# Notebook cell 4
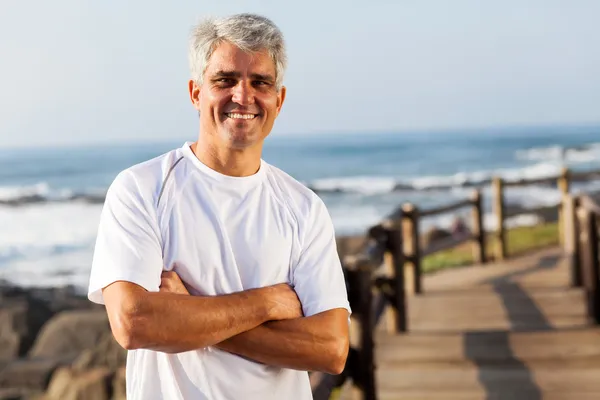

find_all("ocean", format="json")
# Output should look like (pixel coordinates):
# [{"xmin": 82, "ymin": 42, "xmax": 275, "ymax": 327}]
[{"xmin": 2, "ymin": 126, "xmax": 600, "ymax": 290}]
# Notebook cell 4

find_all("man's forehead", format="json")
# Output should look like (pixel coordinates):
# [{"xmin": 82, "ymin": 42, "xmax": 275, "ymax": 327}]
[{"xmin": 205, "ymin": 43, "xmax": 275, "ymax": 76}]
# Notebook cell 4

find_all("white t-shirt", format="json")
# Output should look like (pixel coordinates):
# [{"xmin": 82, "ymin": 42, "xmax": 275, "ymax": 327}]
[{"xmin": 88, "ymin": 142, "xmax": 351, "ymax": 400}]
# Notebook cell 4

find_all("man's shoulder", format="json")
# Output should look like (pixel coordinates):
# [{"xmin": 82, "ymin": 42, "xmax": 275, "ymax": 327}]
[
  {"xmin": 108, "ymin": 147, "xmax": 186, "ymax": 203},
  {"xmin": 263, "ymin": 162, "xmax": 323, "ymax": 218}
]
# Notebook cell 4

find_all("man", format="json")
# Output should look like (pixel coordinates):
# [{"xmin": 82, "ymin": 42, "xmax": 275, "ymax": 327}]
[{"xmin": 87, "ymin": 13, "xmax": 351, "ymax": 400}]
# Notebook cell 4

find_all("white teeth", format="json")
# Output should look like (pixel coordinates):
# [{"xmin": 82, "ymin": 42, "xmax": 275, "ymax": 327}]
[{"xmin": 226, "ymin": 113, "xmax": 256, "ymax": 120}]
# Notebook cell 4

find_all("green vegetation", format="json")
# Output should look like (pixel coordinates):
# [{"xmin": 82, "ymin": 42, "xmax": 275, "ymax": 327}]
[{"xmin": 422, "ymin": 222, "xmax": 559, "ymax": 273}]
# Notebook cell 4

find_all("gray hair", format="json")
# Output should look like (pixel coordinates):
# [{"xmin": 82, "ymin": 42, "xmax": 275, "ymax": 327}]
[{"xmin": 189, "ymin": 13, "xmax": 287, "ymax": 90}]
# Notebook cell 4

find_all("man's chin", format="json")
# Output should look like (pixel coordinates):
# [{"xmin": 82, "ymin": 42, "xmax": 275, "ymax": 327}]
[{"xmin": 220, "ymin": 130, "xmax": 261, "ymax": 150}]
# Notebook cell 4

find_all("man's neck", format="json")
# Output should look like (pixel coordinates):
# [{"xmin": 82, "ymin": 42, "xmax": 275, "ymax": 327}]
[{"xmin": 191, "ymin": 138, "xmax": 262, "ymax": 178}]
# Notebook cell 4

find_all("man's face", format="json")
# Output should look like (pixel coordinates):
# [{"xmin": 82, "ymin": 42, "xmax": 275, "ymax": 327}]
[{"xmin": 189, "ymin": 41, "xmax": 286, "ymax": 150}]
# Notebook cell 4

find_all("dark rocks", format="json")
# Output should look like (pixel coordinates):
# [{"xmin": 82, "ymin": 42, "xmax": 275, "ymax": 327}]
[
  {"xmin": 0, "ymin": 283, "xmax": 124, "ymax": 399},
  {"xmin": 71, "ymin": 333, "xmax": 126, "ymax": 372},
  {"xmin": 44, "ymin": 367, "xmax": 113, "ymax": 400},
  {"xmin": 0, "ymin": 297, "xmax": 54, "ymax": 358},
  {"xmin": 422, "ymin": 227, "xmax": 453, "ymax": 248},
  {"xmin": 0, "ymin": 388, "xmax": 45, "ymax": 400},
  {"xmin": 0, "ymin": 358, "xmax": 62, "ymax": 391},
  {"xmin": 28, "ymin": 310, "xmax": 111, "ymax": 362},
  {"xmin": 0, "ymin": 195, "xmax": 46, "ymax": 207},
  {"xmin": 336, "ymin": 236, "xmax": 367, "ymax": 260},
  {"xmin": 111, "ymin": 368, "xmax": 126, "ymax": 400}
]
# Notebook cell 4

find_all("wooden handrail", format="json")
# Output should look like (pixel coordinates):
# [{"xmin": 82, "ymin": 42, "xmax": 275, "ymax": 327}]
[
  {"xmin": 579, "ymin": 195, "xmax": 600, "ymax": 214},
  {"xmin": 502, "ymin": 176, "xmax": 559, "ymax": 188},
  {"xmin": 418, "ymin": 198, "xmax": 474, "ymax": 217}
]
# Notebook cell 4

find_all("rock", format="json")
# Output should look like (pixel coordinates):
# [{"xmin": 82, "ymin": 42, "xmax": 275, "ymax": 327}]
[
  {"xmin": 71, "ymin": 333, "xmax": 126, "ymax": 371},
  {"xmin": 20, "ymin": 287, "xmax": 102, "ymax": 315},
  {"xmin": 336, "ymin": 236, "xmax": 366, "ymax": 260},
  {"xmin": 0, "ymin": 388, "xmax": 45, "ymax": 400},
  {"xmin": 0, "ymin": 298, "xmax": 54, "ymax": 359},
  {"xmin": 44, "ymin": 367, "xmax": 112, "ymax": 400},
  {"xmin": 0, "ymin": 388, "xmax": 24, "ymax": 400},
  {"xmin": 0, "ymin": 358, "xmax": 63, "ymax": 391},
  {"xmin": 392, "ymin": 183, "xmax": 414, "ymax": 191},
  {"xmin": 0, "ymin": 313, "xmax": 20, "ymax": 361},
  {"xmin": 422, "ymin": 226, "xmax": 452, "ymax": 248},
  {"xmin": 111, "ymin": 367, "xmax": 126, "ymax": 400},
  {"xmin": 28, "ymin": 311, "xmax": 111, "ymax": 362}
]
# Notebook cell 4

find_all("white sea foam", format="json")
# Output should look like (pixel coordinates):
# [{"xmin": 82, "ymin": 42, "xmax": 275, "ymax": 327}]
[
  {"xmin": 0, "ymin": 203, "xmax": 102, "ymax": 290},
  {"xmin": 0, "ymin": 182, "xmax": 52, "ymax": 201},
  {"xmin": 309, "ymin": 161, "xmax": 571, "ymax": 194},
  {"xmin": 310, "ymin": 176, "xmax": 398, "ymax": 195},
  {"xmin": 328, "ymin": 204, "xmax": 386, "ymax": 235},
  {"xmin": 516, "ymin": 143, "xmax": 600, "ymax": 164},
  {"xmin": 483, "ymin": 213, "xmax": 543, "ymax": 232},
  {"xmin": 0, "ymin": 182, "xmax": 107, "ymax": 205}
]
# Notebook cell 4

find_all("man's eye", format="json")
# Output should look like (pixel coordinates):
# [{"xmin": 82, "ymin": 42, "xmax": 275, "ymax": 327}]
[{"xmin": 254, "ymin": 81, "xmax": 270, "ymax": 87}]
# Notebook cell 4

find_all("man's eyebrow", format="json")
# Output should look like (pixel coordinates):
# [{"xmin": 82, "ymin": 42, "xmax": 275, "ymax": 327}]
[
  {"xmin": 250, "ymin": 73, "xmax": 275, "ymax": 83},
  {"xmin": 212, "ymin": 70, "xmax": 240, "ymax": 78},
  {"xmin": 211, "ymin": 70, "xmax": 275, "ymax": 83}
]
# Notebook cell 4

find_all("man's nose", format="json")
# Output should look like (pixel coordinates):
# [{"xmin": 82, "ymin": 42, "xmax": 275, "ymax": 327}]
[{"xmin": 231, "ymin": 81, "xmax": 254, "ymax": 106}]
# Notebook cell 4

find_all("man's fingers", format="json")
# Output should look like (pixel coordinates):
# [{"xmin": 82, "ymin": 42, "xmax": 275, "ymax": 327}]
[{"xmin": 159, "ymin": 270, "xmax": 190, "ymax": 295}]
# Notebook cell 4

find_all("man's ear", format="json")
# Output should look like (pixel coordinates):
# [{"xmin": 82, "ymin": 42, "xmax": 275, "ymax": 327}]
[
  {"xmin": 276, "ymin": 86, "xmax": 286, "ymax": 116},
  {"xmin": 188, "ymin": 80, "xmax": 201, "ymax": 112}
]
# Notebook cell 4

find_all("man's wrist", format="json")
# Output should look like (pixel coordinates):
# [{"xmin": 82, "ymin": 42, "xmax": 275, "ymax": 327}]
[{"xmin": 245, "ymin": 286, "xmax": 275, "ymax": 322}]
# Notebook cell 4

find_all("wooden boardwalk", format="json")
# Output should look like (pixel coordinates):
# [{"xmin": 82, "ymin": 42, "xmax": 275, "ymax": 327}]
[{"xmin": 339, "ymin": 246, "xmax": 600, "ymax": 400}]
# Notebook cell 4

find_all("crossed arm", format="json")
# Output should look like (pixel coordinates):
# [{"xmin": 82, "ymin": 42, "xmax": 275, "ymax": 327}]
[{"xmin": 102, "ymin": 276, "xmax": 350, "ymax": 375}]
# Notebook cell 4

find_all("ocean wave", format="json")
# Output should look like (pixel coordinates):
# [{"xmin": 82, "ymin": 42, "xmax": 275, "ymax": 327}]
[
  {"xmin": 515, "ymin": 143, "xmax": 600, "ymax": 163},
  {"xmin": 309, "ymin": 161, "xmax": 568, "ymax": 195},
  {"xmin": 0, "ymin": 160, "xmax": 594, "ymax": 208},
  {"xmin": 0, "ymin": 183, "xmax": 105, "ymax": 206}
]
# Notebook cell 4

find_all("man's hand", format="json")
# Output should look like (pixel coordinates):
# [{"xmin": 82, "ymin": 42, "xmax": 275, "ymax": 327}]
[
  {"xmin": 160, "ymin": 271, "xmax": 190, "ymax": 295},
  {"xmin": 159, "ymin": 271, "xmax": 302, "ymax": 321},
  {"xmin": 261, "ymin": 283, "xmax": 304, "ymax": 321}
]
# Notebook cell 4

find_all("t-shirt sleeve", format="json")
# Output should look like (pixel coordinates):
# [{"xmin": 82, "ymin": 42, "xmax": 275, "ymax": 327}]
[
  {"xmin": 292, "ymin": 196, "xmax": 351, "ymax": 318},
  {"xmin": 87, "ymin": 170, "xmax": 164, "ymax": 305}
]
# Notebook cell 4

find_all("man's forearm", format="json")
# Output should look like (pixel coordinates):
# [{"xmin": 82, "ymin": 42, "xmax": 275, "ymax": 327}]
[
  {"xmin": 104, "ymin": 282, "xmax": 272, "ymax": 353},
  {"xmin": 215, "ymin": 309, "xmax": 350, "ymax": 375}
]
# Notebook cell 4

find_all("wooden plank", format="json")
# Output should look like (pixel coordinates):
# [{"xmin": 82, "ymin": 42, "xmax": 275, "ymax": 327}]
[
  {"xmin": 337, "ymin": 246, "xmax": 600, "ymax": 400},
  {"xmin": 580, "ymin": 195, "xmax": 600, "ymax": 214},
  {"xmin": 418, "ymin": 199, "xmax": 473, "ymax": 218},
  {"xmin": 503, "ymin": 176, "xmax": 559, "ymax": 187}
]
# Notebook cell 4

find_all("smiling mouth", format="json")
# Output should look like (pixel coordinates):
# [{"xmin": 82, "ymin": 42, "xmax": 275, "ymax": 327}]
[{"xmin": 225, "ymin": 113, "xmax": 258, "ymax": 120}]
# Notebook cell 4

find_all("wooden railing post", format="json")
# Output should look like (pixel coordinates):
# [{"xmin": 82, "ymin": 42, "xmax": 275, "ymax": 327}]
[
  {"xmin": 352, "ymin": 262, "xmax": 377, "ymax": 400},
  {"xmin": 577, "ymin": 207, "xmax": 600, "ymax": 324},
  {"xmin": 587, "ymin": 212, "xmax": 600, "ymax": 324},
  {"xmin": 470, "ymin": 189, "xmax": 486, "ymax": 264},
  {"xmin": 564, "ymin": 195, "xmax": 582, "ymax": 287},
  {"xmin": 558, "ymin": 167, "xmax": 570, "ymax": 247},
  {"xmin": 492, "ymin": 177, "xmax": 506, "ymax": 260},
  {"xmin": 401, "ymin": 203, "xmax": 422, "ymax": 294},
  {"xmin": 386, "ymin": 223, "xmax": 407, "ymax": 333}
]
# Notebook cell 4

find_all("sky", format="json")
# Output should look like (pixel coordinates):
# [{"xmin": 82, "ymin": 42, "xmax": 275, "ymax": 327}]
[{"xmin": 1, "ymin": 0, "xmax": 599, "ymax": 148}]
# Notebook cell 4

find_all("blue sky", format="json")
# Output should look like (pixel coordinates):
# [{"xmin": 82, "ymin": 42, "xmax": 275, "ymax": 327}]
[{"xmin": 1, "ymin": 0, "xmax": 599, "ymax": 148}]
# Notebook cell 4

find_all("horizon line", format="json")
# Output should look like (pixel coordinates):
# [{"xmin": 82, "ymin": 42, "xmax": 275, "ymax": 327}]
[{"xmin": 2, "ymin": 121, "xmax": 600, "ymax": 152}]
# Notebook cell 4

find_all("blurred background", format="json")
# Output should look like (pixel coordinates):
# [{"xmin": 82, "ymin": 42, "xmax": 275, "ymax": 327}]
[{"xmin": 1, "ymin": 0, "xmax": 599, "ymax": 290}]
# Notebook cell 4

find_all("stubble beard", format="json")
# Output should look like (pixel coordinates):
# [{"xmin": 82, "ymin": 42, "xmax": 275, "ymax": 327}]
[{"xmin": 219, "ymin": 126, "xmax": 261, "ymax": 150}]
